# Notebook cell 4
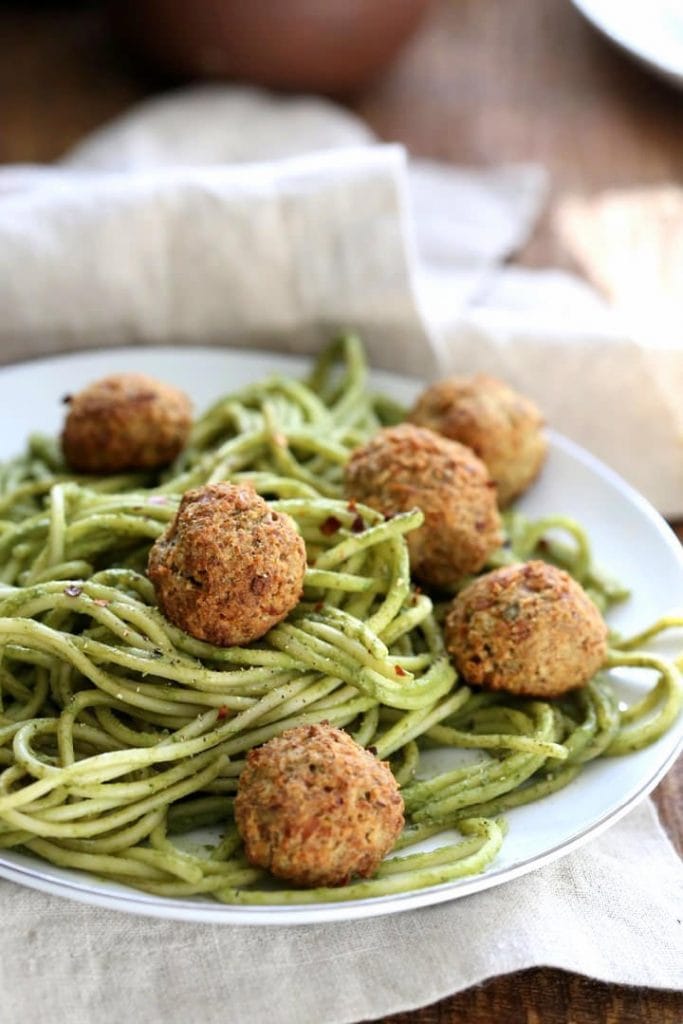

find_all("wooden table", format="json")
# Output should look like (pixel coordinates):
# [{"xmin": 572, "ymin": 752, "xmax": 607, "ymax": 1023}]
[{"xmin": 1, "ymin": 1, "xmax": 681, "ymax": 1021}]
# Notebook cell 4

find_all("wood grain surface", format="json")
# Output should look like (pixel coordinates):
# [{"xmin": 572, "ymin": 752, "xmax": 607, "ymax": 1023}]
[{"xmin": 0, "ymin": 1, "xmax": 681, "ymax": 1021}]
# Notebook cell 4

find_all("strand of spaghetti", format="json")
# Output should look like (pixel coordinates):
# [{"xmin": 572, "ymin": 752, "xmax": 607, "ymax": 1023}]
[
  {"xmin": 571, "ymin": 678, "xmax": 621, "ymax": 761},
  {"xmin": 446, "ymin": 763, "xmax": 583, "ymax": 821},
  {"xmin": 0, "ymin": 617, "xmax": 303, "ymax": 694},
  {"xmin": 214, "ymin": 819, "xmax": 503, "ymax": 905},
  {"xmin": 45, "ymin": 482, "xmax": 67, "ymax": 568},
  {"xmin": 425, "ymin": 720, "xmax": 568, "ymax": 760},
  {"xmin": 24, "ymin": 838, "xmax": 174, "ymax": 881},
  {"xmin": 254, "ymin": 675, "xmax": 347, "ymax": 726},
  {"xmin": 311, "ymin": 510, "xmax": 422, "ymax": 570},
  {"xmin": 0, "ymin": 754, "xmax": 225, "ymax": 838},
  {"xmin": 0, "ymin": 588, "xmax": 175, "ymax": 652},
  {"xmin": 3, "ymin": 680, "xmax": 374, "ymax": 804},
  {"xmin": 411, "ymin": 751, "xmax": 549, "ymax": 823},
  {"xmin": 298, "ymin": 619, "xmax": 404, "ymax": 681},
  {"xmin": 381, "ymin": 595, "xmax": 434, "ymax": 646},
  {"xmin": 373, "ymin": 688, "xmax": 471, "ymax": 760},
  {"xmin": 403, "ymin": 703, "xmax": 559, "ymax": 817},
  {"xmin": 352, "ymin": 705, "xmax": 380, "ymax": 747},
  {"xmin": 308, "ymin": 605, "xmax": 391, "ymax": 658},
  {"xmin": 612, "ymin": 616, "xmax": 683, "ymax": 651},
  {"xmin": 511, "ymin": 515, "xmax": 592, "ymax": 582},
  {"xmin": 605, "ymin": 650, "xmax": 683, "ymax": 753},
  {"xmin": 128, "ymin": 869, "xmax": 264, "ymax": 898},
  {"xmin": 211, "ymin": 697, "xmax": 376, "ymax": 758},
  {"xmin": 393, "ymin": 740, "xmax": 420, "ymax": 785},
  {"xmin": 303, "ymin": 568, "xmax": 376, "ymax": 593},
  {"xmin": 58, "ymin": 691, "xmax": 160, "ymax": 764},
  {"xmin": 365, "ymin": 536, "xmax": 413, "ymax": 636},
  {"xmin": 357, "ymin": 659, "xmax": 455, "ymax": 711}
]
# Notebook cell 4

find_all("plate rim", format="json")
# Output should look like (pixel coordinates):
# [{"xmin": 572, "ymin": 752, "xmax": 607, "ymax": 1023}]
[
  {"xmin": 571, "ymin": 0, "xmax": 683, "ymax": 85},
  {"xmin": 0, "ymin": 344, "xmax": 680, "ymax": 925}
]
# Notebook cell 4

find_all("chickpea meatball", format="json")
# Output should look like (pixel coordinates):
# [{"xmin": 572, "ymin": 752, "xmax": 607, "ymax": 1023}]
[
  {"xmin": 62, "ymin": 373, "xmax": 192, "ymax": 473},
  {"xmin": 235, "ymin": 723, "xmax": 404, "ymax": 888},
  {"xmin": 408, "ymin": 375, "xmax": 547, "ymax": 507},
  {"xmin": 444, "ymin": 560, "xmax": 608, "ymax": 698},
  {"xmin": 344, "ymin": 423, "xmax": 502, "ymax": 589},
  {"xmin": 147, "ymin": 482, "xmax": 306, "ymax": 646}
]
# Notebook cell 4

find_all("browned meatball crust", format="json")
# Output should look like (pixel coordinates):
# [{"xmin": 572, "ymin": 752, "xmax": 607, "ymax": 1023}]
[
  {"xmin": 445, "ymin": 560, "xmax": 608, "ymax": 698},
  {"xmin": 344, "ymin": 423, "xmax": 502, "ymax": 589},
  {"xmin": 147, "ymin": 482, "xmax": 306, "ymax": 646},
  {"xmin": 62, "ymin": 373, "xmax": 192, "ymax": 473},
  {"xmin": 408, "ymin": 375, "xmax": 547, "ymax": 507},
  {"xmin": 235, "ymin": 723, "xmax": 404, "ymax": 887}
]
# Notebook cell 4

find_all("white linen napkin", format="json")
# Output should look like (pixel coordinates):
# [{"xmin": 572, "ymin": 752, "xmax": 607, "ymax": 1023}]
[
  {"xmin": 1, "ymin": 86, "xmax": 681, "ymax": 514},
  {"xmin": 0, "ymin": 802, "xmax": 680, "ymax": 1024},
  {"xmin": 0, "ymin": 86, "xmax": 681, "ymax": 1022}
]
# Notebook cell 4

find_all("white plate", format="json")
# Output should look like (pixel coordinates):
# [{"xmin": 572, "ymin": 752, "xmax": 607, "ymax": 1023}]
[
  {"xmin": 0, "ymin": 346, "xmax": 681, "ymax": 925},
  {"xmin": 571, "ymin": 0, "xmax": 683, "ymax": 88}
]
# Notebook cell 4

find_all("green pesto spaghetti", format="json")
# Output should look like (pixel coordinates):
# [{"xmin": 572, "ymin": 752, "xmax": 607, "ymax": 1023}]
[{"xmin": 0, "ymin": 334, "xmax": 680, "ymax": 906}]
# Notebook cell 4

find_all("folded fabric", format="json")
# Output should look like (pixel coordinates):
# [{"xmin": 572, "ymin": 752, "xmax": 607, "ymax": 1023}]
[
  {"xmin": 0, "ymin": 86, "xmax": 681, "ymax": 512},
  {"xmin": 435, "ymin": 310, "xmax": 683, "ymax": 517},
  {"xmin": 0, "ymin": 801, "xmax": 680, "ymax": 1024},
  {"xmin": 556, "ymin": 185, "xmax": 683, "ymax": 342},
  {"xmin": 0, "ymin": 146, "xmax": 435, "ymax": 378}
]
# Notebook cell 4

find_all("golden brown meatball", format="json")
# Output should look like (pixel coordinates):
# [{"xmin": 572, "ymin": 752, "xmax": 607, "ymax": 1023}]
[
  {"xmin": 444, "ymin": 560, "xmax": 608, "ymax": 698},
  {"xmin": 408, "ymin": 375, "xmax": 547, "ymax": 507},
  {"xmin": 235, "ymin": 722, "xmax": 404, "ymax": 888},
  {"xmin": 344, "ymin": 423, "xmax": 502, "ymax": 589},
  {"xmin": 62, "ymin": 373, "xmax": 192, "ymax": 473},
  {"xmin": 147, "ymin": 482, "xmax": 306, "ymax": 646}
]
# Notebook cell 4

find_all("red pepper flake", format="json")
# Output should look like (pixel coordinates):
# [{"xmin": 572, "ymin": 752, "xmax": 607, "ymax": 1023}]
[
  {"xmin": 320, "ymin": 516, "xmax": 342, "ymax": 536},
  {"xmin": 217, "ymin": 706, "xmax": 229, "ymax": 720},
  {"xmin": 350, "ymin": 514, "xmax": 365, "ymax": 534},
  {"xmin": 347, "ymin": 498, "xmax": 358, "ymax": 512},
  {"xmin": 148, "ymin": 495, "xmax": 168, "ymax": 506},
  {"xmin": 250, "ymin": 574, "xmax": 268, "ymax": 595},
  {"xmin": 313, "ymin": 601, "xmax": 324, "ymax": 612},
  {"xmin": 64, "ymin": 585, "xmax": 82, "ymax": 598},
  {"xmin": 93, "ymin": 598, "xmax": 109, "ymax": 607},
  {"xmin": 394, "ymin": 664, "xmax": 407, "ymax": 677}
]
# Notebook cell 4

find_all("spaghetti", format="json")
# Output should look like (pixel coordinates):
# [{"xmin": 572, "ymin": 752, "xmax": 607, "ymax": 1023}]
[{"xmin": 0, "ymin": 335, "xmax": 680, "ymax": 904}]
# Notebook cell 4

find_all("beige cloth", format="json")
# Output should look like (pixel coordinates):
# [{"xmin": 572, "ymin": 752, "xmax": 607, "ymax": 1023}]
[
  {"xmin": 2, "ymin": 86, "xmax": 683, "ymax": 511},
  {"xmin": 556, "ymin": 185, "xmax": 683, "ymax": 334},
  {"xmin": 0, "ymin": 87, "xmax": 681, "ymax": 1022},
  {"xmin": 0, "ymin": 802, "xmax": 680, "ymax": 1024}
]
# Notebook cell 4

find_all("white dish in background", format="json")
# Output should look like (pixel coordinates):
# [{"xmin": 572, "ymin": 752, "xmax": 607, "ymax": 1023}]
[
  {"xmin": 571, "ymin": 0, "xmax": 683, "ymax": 87},
  {"xmin": 0, "ymin": 346, "xmax": 681, "ymax": 925}
]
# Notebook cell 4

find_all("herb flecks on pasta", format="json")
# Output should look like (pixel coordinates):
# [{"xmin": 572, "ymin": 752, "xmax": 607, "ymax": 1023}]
[{"xmin": 0, "ymin": 335, "xmax": 680, "ymax": 905}]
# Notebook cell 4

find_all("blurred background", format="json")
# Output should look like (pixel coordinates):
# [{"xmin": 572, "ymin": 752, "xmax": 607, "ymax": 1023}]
[
  {"xmin": 1, "ymin": 7, "xmax": 682, "ymax": 1022},
  {"xmin": 1, "ymin": 0, "xmax": 682, "ymax": 272}
]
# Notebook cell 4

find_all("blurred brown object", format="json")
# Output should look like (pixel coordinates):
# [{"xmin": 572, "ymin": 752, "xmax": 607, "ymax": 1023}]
[{"xmin": 111, "ymin": 0, "xmax": 432, "ymax": 95}]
